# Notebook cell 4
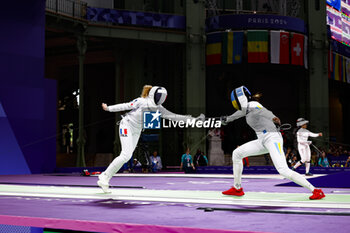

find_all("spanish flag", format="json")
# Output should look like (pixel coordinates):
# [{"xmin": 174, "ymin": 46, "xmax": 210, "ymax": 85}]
[
  {"xmin": 247, "ymin": 30, "xmax": 268, "ymax": 63},
  {"xmin": 206, "ymin": 32, "xmax": 222, "ymax": 65}
]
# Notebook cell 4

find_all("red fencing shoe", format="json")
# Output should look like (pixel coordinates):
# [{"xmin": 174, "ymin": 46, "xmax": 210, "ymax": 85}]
[
  {"xmin": 222, "ymin": 187, "xmax": 245, "ymax": 196},
  {"xmin": 309, "ymin": 189, "xmax": 325, "ymax": 200}
]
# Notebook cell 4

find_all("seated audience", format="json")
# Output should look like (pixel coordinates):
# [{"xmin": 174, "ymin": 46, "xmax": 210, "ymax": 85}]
[
  {"xmin": 318, "ymin": 152, "xmax": 330, "ymax": 167},
  {"xmin": 149, "ymin": 150, "xmax": 162, "ymax": 172}
]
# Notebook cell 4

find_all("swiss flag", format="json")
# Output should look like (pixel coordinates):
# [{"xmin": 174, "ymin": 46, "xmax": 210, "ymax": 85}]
[{"xmin": 291, "ymin": 33, "xmax": 305, "ymax": 66}]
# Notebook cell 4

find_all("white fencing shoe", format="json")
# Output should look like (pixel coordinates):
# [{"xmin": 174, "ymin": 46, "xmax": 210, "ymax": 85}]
[{"xmin": 97, "ymin": 172, "xmax": 111, "ymax": 193}]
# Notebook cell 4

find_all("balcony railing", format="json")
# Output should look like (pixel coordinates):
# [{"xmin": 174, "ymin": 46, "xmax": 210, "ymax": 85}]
[{"xmin": 46, "ymin": 0, "xmax": 87, "ymax": 20}]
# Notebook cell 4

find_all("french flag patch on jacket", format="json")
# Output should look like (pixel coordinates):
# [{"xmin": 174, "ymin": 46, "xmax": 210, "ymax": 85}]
[{"xmin": 120, "ymin": 128, "xmax": 128, "ymax": 137}]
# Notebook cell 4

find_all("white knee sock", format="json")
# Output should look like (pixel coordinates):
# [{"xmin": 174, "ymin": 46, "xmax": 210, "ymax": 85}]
[
  {"xmin": 289, "ymin": 171, "xmax": 315, "ymax": 192},
  {"xmin": 104, "ymin": 155, "xmax": 128, "ymax": 180},
  {"xmin": 233, "ymin": 160, "xmax": 243, "ymax": 189},
  {"xmin": 305, "ymin": 162, "xmax": 310, "ymax": 174}
]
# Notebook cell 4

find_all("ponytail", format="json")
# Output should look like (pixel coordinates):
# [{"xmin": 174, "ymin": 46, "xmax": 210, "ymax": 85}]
[
  {"xmin": 252, "ymin": 92, "xmax": 262, "ymax": 102},
  {"xmin": 141, "ymin": 85, "xmax": 152, "ymax": 98}
]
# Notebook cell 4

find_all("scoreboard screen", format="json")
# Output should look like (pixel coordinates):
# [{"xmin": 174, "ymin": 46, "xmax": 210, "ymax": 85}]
[{"xmin": 327, "ymin": 0, "xmax": 350, "ymax": 46}]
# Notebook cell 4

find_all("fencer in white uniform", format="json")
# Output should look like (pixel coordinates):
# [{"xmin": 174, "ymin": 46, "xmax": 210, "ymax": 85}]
[
  {"xmin": 292, "ymin": 118, "xmax": 322, "ymax": 176},
  {"xmin": 98, "ymin": 85, "xmax": 203, "ymax": 193},
  {"xmin": 221, "ymin": 86, "xmax": 325, "ymax": 200}
]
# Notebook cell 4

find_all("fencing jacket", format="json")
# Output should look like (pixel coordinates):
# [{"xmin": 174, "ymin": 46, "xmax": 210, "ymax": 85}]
[
  {"xmin": 297, "ymin": 128, "xmax": 319, "ymax": 145},
  {"xmin": 107, "ymin": 97, "xmax": 195, "ymax": 129},
  {"xmin": 226, "ymin": 101, "xmax": 278, "ymax": 136}
]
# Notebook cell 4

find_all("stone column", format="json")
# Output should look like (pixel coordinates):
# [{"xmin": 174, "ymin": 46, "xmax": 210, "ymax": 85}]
[
  {"xmin": 307, "ymin": 0, "xmax": 329, "ymax": 148},
  {"xmin": 185, "ymin": 0, "xmax": 206, "ymax": 153},
  {"xmin": 76, "ymin": 35, "xmax": 87, "ymax": 167}
]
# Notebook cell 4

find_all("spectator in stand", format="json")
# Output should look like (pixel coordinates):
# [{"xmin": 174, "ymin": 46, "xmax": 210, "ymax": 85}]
[
  {"xmin": 149, "ymin": 150, "xmax": 162, "ymax": 172},
  {"xmin": 311, "ymin": 151, "xmax": 318, "ymax": 167},
  {"xmin": 291, "ymin": 154, "xmax": 298, "ymax": 167},
  {"xmin": 180, "ymin": 148, "xmax": 195, "ymax": 173},
  {"xmin": 194, "ymin": 149, "xmax": 208, "ymax": 167},
  {"xmin": 345, "ymin": 156, "xmax": 350, "ymax": 167},
  {"xmin": 341, "ymin": 150, "xmax": 348, "ymax": 156},
  {"xmin": 242, "ymin": 157, "xmax": 249, "ymax": 167},
  {"xmin": 325, "ymin": 144, "xmax": 350, "ymax": 167},
  {"xmin": 318, "ymin": 151, "xmax": 330, "ymax": 167},
  {"xmin": 122, "ymin": 157, "xmax": 133, "ymax": 173},
  {"xmin": 285, "ymin": 151, "xmax": 298, "ymax": 168},
  {"xmin": 334, "ymin": 151, "xmax": 340, "ymax": 157},
  {"xmin": 327, "ymin": 149, "xmax": 333, "ymax": 158},
  {"xmin": 133, "ymin": 158, "xmax": 142, "ymax": 168},
  {"xmin": 285, "ymin": 147, "xmax": 294, "ymax": 167},
  {"xmin": 234, "ymin": 145, "xmax": 250, "ymax": 167}
]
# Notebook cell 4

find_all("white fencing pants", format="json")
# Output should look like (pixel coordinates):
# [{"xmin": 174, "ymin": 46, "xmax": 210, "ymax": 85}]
[
  {"xmin": 232, "ymin": 132, "xmax": 315, "ymax": 192},
  {"xmin": 294, "ymin": 143, "xmax": 311, "ymax": 173},
  {"xmin": 103, "ymin": 119, "xmax": 141, "ymax": 180}
]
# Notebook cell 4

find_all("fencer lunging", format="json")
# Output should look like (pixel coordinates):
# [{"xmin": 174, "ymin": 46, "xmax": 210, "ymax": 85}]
[
  {"xmin": 221, "ymin": 86, "xmax": 325, "ymax": 200},
  {"xmin": 292, "ymin": 118, "xmax": 322, "ymax": 176},
  {"xmin": 98, "ymin": 85, "xmax": 204, "ymax": 193}
]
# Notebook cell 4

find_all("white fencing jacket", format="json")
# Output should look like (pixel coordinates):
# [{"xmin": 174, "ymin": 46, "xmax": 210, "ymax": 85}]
[
  {"xmin": 226, "ymin": 101, "xmax": 278, "ymax": 136},
  {"xmin": 297, "ymin": 128, "xmax": 319, "ymax": 146},
  {"xmin": 107, "ymin": 97, "xmax": 195, "ymax": 129}
]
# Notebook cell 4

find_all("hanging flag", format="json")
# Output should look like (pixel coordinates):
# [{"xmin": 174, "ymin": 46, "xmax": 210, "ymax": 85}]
[
  {"xmin": 247, "ymin": 30, "xmax": 268, "ymax": 63},
  {"xmin": 291, "ymin": 33, "xmax": 305, "ymax": 66},
  {"xmin": 332, "ymin": 52, "xmax": 336, "ymax": 80},
  {"xmin": 206, "ymin": 32, "xmax": 222, "ymax": 65},
  {"xmin": 232, "ymin": 31, "xmax": 244, "ymax": 64},
  {"xmin": 222, "ymin": 32, "xmax": 233, "ymax": 64},
  {"xmin": 328, "ymin": 50, "xmax": 333, "ymax": 79},
  {"xmin": 329, "ymin": 52, "xmax": 350, "ymax": 82},
  {"xmin": 270, "ymin": 31, "xmax": 290, "ymax": 64},
  {"xmin": 331, "ymin": 52, "xmax": 336, "ymax": 80},
  {"xmin": 334, "ymin": 53, "xmax": 341, "ymax": 81},
  {"xmin": 304, "ymin": 35, "xmax": 308, "ymax": 69},
  {"xmin": 346, "ymin": 57, "xmax": 350, "ymax": 83},
  {"xmin": 339, "ymin": 55, "xmax": 344, "ymax": 82},
  {"xmin": 342, "ymin": 56, "xmax": 347, "ymax": 82},
  {"xmin": 222, "ymin": 31, "xmax": 244, "ymax": 64}
]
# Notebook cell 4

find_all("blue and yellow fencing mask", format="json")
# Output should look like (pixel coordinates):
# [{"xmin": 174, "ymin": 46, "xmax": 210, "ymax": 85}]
[{"xmin": 230, "ymin": 86, "xmax": 251, "ymax": 111}]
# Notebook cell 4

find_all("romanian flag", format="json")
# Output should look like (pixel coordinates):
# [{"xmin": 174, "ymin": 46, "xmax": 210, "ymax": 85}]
[
  {"xmin": 247, "ymin": 30, "xmax": 268, "ymax": 63},
  {"xmin": 222, "ymin": 31, "xmax": 244, "ymax": 64},
  {"xmin": 206, "ymin": 32, "xmax": 222, "ymax": 65}
]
